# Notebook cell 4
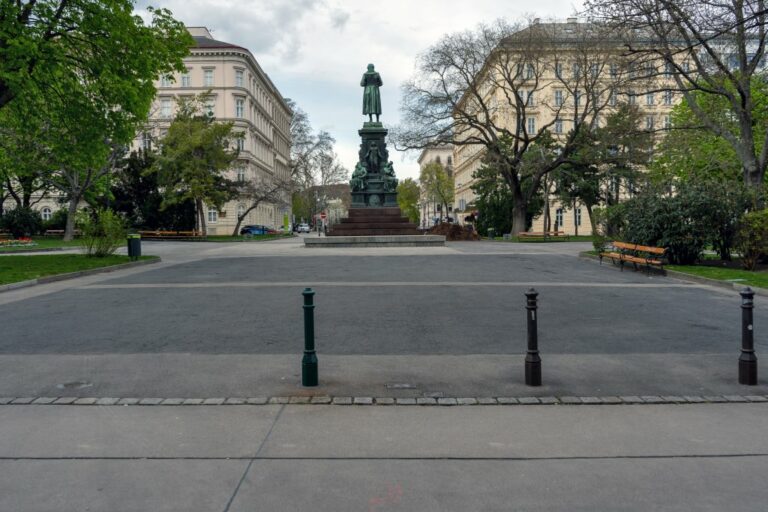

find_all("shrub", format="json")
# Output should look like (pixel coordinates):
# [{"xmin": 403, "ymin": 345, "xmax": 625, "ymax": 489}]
[
  {"xmin": 42, "ymin": 209, "xmax": 68, "ymax": 231},
  {"xmin": 0, "ymin": 207, "xmax": 42, "ymax": 238},
  {"xmin": 77, "ymin": 208, "xmax": 126, "ymax": 257},
  {"xmin": 735, "ymin": 210, "xmax": 768, "ymax": 270}
]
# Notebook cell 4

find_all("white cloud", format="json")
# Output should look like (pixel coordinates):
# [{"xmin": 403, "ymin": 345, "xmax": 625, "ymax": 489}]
[{"xmin": 141, "ymin": 0, "xmax": 582, "ymax": 180}]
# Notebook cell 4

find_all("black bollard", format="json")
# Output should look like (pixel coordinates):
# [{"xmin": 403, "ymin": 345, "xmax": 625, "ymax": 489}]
[
  {"xmin": 302, "ymin": 288, "xmax": 318, "ymax": 386},
  {"xmin": 525, "ymin": 288, "xmax": 542, "ymax": 386},
  {"xmin": 739, "ymin": 287, "xmax": 758, "ymax": 385}
]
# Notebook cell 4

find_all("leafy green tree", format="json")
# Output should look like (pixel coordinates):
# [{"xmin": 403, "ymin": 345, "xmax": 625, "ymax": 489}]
[
  {"xmin": 471, "ymin": 163, "xmax": 543, "ymax": 236},
  {"xmin": 97, "ymin": 150, "xmax": 195, "ymax": 230},
  {"xmin": 150, "ymin": 94, "xmax": 240, "ymax": 235},
  {"xmin": 652, "ymin": 81, "xmax": 768, "ymax": 185},
  {"xmin": 396, "ymin": 178, "xmax": 420, "ymax": 224},
  {"xmin": 0, "ymin": 2, "xmax": 191, "ymax": 239},
  {"xmin": 419, "ymin": 162, "xmax": 454, "ymax": 222}
]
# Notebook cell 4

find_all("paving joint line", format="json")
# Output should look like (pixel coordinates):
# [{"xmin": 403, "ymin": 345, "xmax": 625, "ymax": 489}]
[{"xmin": 1, "ymin": 395, "xmax": 767, "ymax": 406}]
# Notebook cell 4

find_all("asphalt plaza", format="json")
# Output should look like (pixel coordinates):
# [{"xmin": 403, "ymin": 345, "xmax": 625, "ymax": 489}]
[{"xmin": 0, "ymin": 238, "xmax": 766, "ymax": 398}]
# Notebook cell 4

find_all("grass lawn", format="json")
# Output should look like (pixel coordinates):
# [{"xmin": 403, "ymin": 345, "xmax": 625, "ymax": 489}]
[
  {"xmin": 0, "ymin": 237, "xmax": 84, "ymax": 253},
  {"xmin": 0, "ymin": 254, "xmax": 153, "ymax": 285},
  {"xmin": 204, "ymin": 234, "xmax": 295, "ymax": 242},
  {"xmin": 668, "ymin": 264, "xmax": 768, "ymax": 289}
]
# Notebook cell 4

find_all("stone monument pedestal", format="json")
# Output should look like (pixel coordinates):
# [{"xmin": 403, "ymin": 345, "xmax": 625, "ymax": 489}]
[{"xmin": 328, "ymin": 207, "xmax": 419, "ymax": 236}]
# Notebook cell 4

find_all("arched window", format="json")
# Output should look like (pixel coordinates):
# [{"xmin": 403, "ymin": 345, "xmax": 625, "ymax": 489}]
[
  {"xmin": 435, "ymin": 156, "xmax": 441, "ymax": 165},
  {"xmin": 41, "ymin": 207, "xmax": 52, "ymax": 221}
]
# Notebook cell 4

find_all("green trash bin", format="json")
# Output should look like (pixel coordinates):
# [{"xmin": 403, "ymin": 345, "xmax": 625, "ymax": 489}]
[
  {"xmin": 487, "ymin": 228, "xmax": 495, "ymax": 240},
  {"xmin": 127, "ymin": 234, "xmax": 141, "ymax": 261}
]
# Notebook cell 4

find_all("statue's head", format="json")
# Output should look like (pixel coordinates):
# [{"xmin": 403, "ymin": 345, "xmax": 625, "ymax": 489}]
[{"xmin": 367, "ymin": 63, "xmax": 375, "ymax": 72}]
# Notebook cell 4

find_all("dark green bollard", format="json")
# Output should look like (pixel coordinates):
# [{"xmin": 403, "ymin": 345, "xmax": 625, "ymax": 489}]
[
  {"xmin": 525, "ymin": 288, "xmax": 542, "ymax": 386},
  {"xmin": 302, "ymin": 288, "xmax": 318, "ymax": 386},
  {"xmin": 739, "ymin": 287, "xmax": 758, "ymax": 385}
]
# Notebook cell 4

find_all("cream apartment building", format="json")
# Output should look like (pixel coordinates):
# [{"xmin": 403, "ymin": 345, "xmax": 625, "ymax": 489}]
[
  {"xmin": 141, "ymin": 27, "xmax": 292, "ymax": 235},
  {"xmin": 452, "ymin": 18, "xmax": 683, "ymax": 236},
  {"xmin": 417, "ymin": 144, "xmax": 454, "ymax": 228}
]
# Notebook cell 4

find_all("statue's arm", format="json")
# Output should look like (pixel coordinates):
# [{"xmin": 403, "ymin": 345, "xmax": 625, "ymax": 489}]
[
  {"xmin": 376, "ymin": 74, "xmax": 383, "ymax": 86},
  {"xmin": 360, "ymin": 75, "xmax": 367, "ymax": 87}
]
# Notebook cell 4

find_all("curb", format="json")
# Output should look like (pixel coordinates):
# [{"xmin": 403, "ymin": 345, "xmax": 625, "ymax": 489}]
[
  {"xmin": 0, "ymin": 247, "xmax": 67, "ymax": 254},
  {"xmin": 1, "ymin": 394, "xmax": 766, "ymax": 407},
  {"xmin": 578, "ymin": 252, "xmax": 768, "ymax": 296},
  {"xmin": 0, "ymin": 257, "xmax": 161, "ymax": 293}
]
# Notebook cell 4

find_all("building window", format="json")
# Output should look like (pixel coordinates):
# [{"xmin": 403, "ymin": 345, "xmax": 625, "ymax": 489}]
[
  {"xmin": 204, "ymin": 99, "xmax": 215, "ymax": 117},
  {"xmin": 181, "ymin": 72, "xmax": 191, "ymax": 87},
  {"xmin": 236, "ymin": 137, "xmax": 245, "ymax": 152},
  {"xmin": 665, "ymin": 61, "xmax": 674, "ymax": 76},
  {"xmin": 609, "ymin": 90, "xmax": 617, "ymax": 106},
  {"xmin": 589, "ymin": 63, "xmax": 599, "ymax": 77},
  {"xmin": 663, "ymin": 90, "xmax": 673, "ymax": 105},
  {"xmin": 645, "ymin": 115, "xmax": 655, "ymax": 130},
  {"xmin": 237, "ymin": 204, "xmax": 245, "ymax": 218},
  {"xmin": 554, "ymin": 90, "xmax": 564, "ymax": 107},
  {"xmin": 160, "ymin": 75, "xmax": 172, "ymax": 87},
  {"xmin": 664, "ymin": 115, "xmax": 672, "ymax": 129},
  {"xmin": 574, "ymin": 90, "xmax": 581, "ymax": 108},
  {"xmin": 204, "ymin": 69, "xmax": 214, "ymax": 87},
  {"xmin": 555, "ymin": 62, "xmax": 563, "ymax": 79},
  {"xmin": 572, "ymin": 63, "xmax": 581, "ymax": 78},
  {"xmin": 575, "ymin": 207, "xmax": 582, "ymax": 227},
  {"xmin": 207, "ymin": 207, "xmax": 218, "ymax": 223},
  {"xmin": 527, "ymin": 117, "xmax": 536, "ymax": 133},
  {"xmin": 628, "ymin": 91, "xmax": 636, "ymax": 105},
  {"xmin": 555, "ymin": 208, "xmax": 563, "ymax": 228},
  {"xmin": 235, "ymin": 98, "xmax": 244, "ymax": 118},
  {"xmin": 646, "ymin": 92, "xmax": 655, "ymax": 105},
  {"xmin": 160, "ymin": 99, "xmax": 171, "ymax": 118},
  {"xmin": 235, "ymin": 69, "xmax": 244, "ymax": 87},
  {"xmin": 237, "ymin": 166, "xmax": 246, "ymax": 182},
  {"xmin": 525, "ymin": 90, "xmax": 535, "ymax": 107},
  {"xmin": 41, "ymin": 207, "xmax": 52, "ymax": 221},
  {"xmin": 554, "ymin": 118, "xmax": 563, "ymax": 134},
  {"xmin": 610, "ymin": 63, "xmax": 619, "ymax": 78},
  {"xmin": 141, "ymin": 132, "xmax": 152, "ymax": 150},
  {"xmin": 526, "ymin": 64, "xmax": 535, "ymax": 79}
]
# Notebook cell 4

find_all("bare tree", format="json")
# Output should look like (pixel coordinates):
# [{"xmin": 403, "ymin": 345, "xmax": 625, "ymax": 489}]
[
  {"xmin": 230, "ymin": 175, "xmax": 292, "ymax": 236},
  {"xmin": 394, "ymin": 19, "xmax": 633, "ymax": 235},
  {"xmin": 583, "ymin": 0, "xmax": 768, "ymax": 189}
]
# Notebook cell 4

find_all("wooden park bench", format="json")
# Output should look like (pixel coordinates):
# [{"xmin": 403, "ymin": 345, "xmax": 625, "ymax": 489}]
[
  {"xmin": 43, "ymin": 229, "xmax": 81, "ymax": 237},
  {"xmin": 517, "ymin": 231, "xmax": 570, "ymax": 241},
  {"xmin": 599, "ymin": 241, "xmax": 668, "ymax": 274},
  {"xmin": 138, "ymin": 230, "xmax": 206, "ymax": 241}
]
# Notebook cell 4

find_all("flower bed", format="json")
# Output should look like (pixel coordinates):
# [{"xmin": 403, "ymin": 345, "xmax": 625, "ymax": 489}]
[{"xmin": 0, "ymin": 237, "xmax": 37, "ymax": 248}]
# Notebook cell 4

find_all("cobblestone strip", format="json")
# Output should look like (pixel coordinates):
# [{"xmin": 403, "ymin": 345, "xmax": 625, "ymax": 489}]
[{"xmin": 1, "ymin": 395, "xmax": 767, "ymax": 406}]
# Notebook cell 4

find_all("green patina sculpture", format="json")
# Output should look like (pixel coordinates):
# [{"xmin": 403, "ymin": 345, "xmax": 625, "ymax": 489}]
[
  {"xmin": 349, "ymin": 64, "xmax": 398, "ymax": 208},
  {"xmin": 350, "ymin": 162, "xmax": 367, "ymax": 191},
  {"xmin": 361, "ymin": 63, "xmax": 382, "ymax": 122}
]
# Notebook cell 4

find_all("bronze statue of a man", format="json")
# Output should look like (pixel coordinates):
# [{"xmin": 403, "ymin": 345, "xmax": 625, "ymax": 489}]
[{"xmin": 361, "ymin": 63, "xmax": 382, "ymax": 122}]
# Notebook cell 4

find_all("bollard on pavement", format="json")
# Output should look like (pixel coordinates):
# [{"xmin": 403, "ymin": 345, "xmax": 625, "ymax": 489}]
[
  {"xmin": 739, "ymin": 287, "xmax": 758, "ymax": 385},
  {"xmin": 525, "ymin": 288, "xmax": 542, "ymax": 386},
  {"xmin": 302, "ymin": 287, "xmax": 318, "ymax": 386}
]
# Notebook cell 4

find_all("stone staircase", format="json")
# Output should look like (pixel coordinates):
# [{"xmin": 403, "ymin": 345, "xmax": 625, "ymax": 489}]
[{"xmin": 328, "ymin": 207, "xmax": 420, "ymax": 236}]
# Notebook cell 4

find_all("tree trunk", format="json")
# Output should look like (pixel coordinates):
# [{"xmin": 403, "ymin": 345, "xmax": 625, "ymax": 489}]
[
  {"xmin": 63, "ymin": 194, "xmax": 81, "ymax": 241},
  {"xmin": 196, "ymin": 199, "xmax": 207, "ymax": 236},
  {"xmin": 573, "ymin": 200, "xmax": 579, "ymax": 237},
  {"xmin": 585, "ymin": 202, "xmax": 597, "ymax": 238},
  {"xmin": 512, "ymin": 202, "xmax": 527, "ymax": 237}
]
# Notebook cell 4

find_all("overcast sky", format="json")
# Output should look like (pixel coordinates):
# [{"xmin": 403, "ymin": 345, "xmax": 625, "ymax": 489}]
[{"xmin": 136, "ymin": 0, "xmax": 583, "ymax": 180}]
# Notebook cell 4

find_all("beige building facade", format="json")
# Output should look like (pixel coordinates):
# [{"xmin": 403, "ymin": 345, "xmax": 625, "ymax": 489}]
[
  {"xmin": 417, "ymin": 144, "xmax": 454, "ymax": 228},
  {"xmin": 143, "ymin": 27, "xmax": 292, "ymax": 235},
  {"xmin": 452, "ymin": 18, "xmax": 684, "ymax": 236}
]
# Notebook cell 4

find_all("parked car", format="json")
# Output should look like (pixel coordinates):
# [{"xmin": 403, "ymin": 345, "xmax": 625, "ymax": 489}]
[
  {"xmin": 297, "ymin": 223, "xmax": 311, "ymax": 233},
  {"xmin": 240, "ymin": 225, "xmax": 276, "ymax": 235}
]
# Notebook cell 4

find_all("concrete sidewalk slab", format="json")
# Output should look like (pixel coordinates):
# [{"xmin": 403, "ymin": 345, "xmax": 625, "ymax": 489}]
[
  {"xmin": 257, "ymin": 403, "xmax": 768, "ymax": 459},
  {"xmin": 0, "ymin": 460, "xmax": 247, "ymax": 512},
  {"xmin": 0, "ymin": 405, "xmax": 281, "ymax": 458},
  {"xmin": 230, "ymin": 458, "xmax": 768, "ymax": 512}
]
